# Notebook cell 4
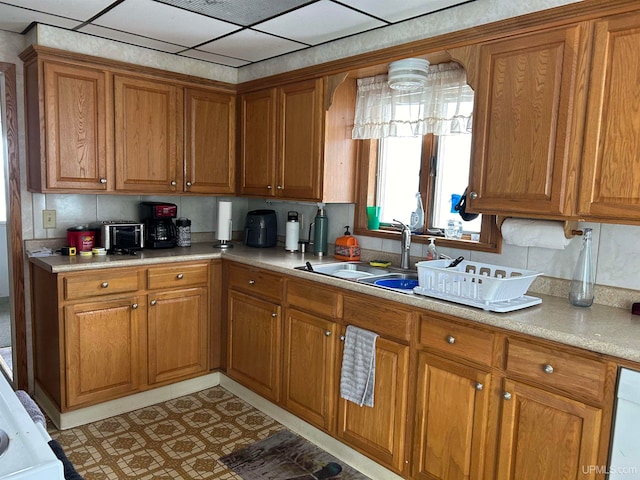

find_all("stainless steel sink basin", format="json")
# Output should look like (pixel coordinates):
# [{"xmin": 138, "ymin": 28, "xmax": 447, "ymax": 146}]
[{"xmin": 297, "ymin": 261, "xmax": 391, "ymax": 279}]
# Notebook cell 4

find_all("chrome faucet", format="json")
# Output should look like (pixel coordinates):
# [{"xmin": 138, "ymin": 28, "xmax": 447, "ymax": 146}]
[{"xmin": 392, "ymin": 219, "xmax": 412, "ymax": 269}]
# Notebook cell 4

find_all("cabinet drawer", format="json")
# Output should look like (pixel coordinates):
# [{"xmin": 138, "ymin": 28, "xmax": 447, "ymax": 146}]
[
  {"xmin": 343, "ymin": 295, "xmax": 411, "ymax": 341},
  {"xmin": 147, "ymin": 263, "xmax": 209, "ymax": 290},
  {"xmin": 63, "ymin": 269, "xmax": 140, "ymax": 300},
  {"xmin": 419, "ymin": 315, "xmax": 495, "ymax": 366},
  {"xmin": 227, "ymin": 263, "xmax": 282, "ymax": 302},
  {"xmin": 286, "ymin": 279, "xmax": 341, "ymax": 318},
  {"xmin": 505, "ymin": 338, "xmax": 607, "ymax": 402}
]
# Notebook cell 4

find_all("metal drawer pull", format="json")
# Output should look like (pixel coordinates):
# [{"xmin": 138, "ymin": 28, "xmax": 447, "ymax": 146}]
[
  {"xmin": 503, "ymin": 392, "xmax": 512, "ymax": 400},
  {"xmin": 325, "ymin": 331, "xmax": 331, "ymax": 336},
  {"xmin": 150, "ymin": 299, "xmax": 157, "ymax": 306},
  {"xmin": 132, "ymin": 303, "xmax": 138, "ymax": 309},
  {"xmin": 271, "ymin": 312, "xmax": 277, "ymax": 318},
  {"xmin": 543, "ymin": 364, "xmax": 554, "ymax": 374},
  {"xmin": 171, "ymin": 180, "xmax": 177, "ymax": 186},
  {"xmin": 186, "ymin": 181, "xmax": 192, "ymax": 187},
  {"xmin": 249, "ymin": 279, "xmax": 255, "ymax": 285},
  {"xmin": 267, "ymin": 185, "xmax": 272, "ymax": 190},
  {"xmin": 446, "ymin": 335, "xmax": 456, "ymax": 344},
  {"xmin": 475, "ymin": 383, "xmax": 483, "ymax": 391},
  {"xmin": 470, "ymin": 191, "xmax": 478, "ymax": 199},
  {"xmin": 101, "ymin": 282, "xmax": 109, "ymax": 288},
  {"xmin": 277, "ymin": 185, "xmax": 283, "ymax": 190},
  {"xmin": 340, "ymin": 335, "xmax": 345, "ymax": 341},
  {"xmin": 177, "ymin": 273, "xmax": 184, "ymax": 279},
  {"xmin": 99, "ymin": 178, "xmax": 107, "ymax": 184}
]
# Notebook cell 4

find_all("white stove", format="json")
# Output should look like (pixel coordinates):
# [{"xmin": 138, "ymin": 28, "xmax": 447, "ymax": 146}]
[{"xmin": 0, "ymin": 376, "xmax": 63, "ymax": 479}]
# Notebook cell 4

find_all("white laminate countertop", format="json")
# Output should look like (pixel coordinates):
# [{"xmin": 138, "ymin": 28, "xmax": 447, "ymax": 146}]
[{"xmin": 30, "ymin": 242, "xmax": 640, "ymax": 365}]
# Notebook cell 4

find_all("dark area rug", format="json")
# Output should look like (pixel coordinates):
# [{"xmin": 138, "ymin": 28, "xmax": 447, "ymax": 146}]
[{"xmin": 220, "ymin": 430, "xmax": 370, "ymax": 480}]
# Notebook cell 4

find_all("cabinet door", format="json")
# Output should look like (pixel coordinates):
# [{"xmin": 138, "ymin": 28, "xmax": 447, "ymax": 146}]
[
  {"xmin": 283, "ymin": 308, "xmax": 337, "ymax": 432},
  {"xmin": 43, "ymin": 61, "xmax": 111, "ymax": 191},
  {"xmin": 184, "ymin": 88, "xmax": 235, "ymax": 194},
  {"xmin": 277, "ymin": 79, "xmax": 323, "ymax": 200},
  {"xmin": 337, "ymin": 336, "xmax": 409, "ymax": 474},
  {"xmin": 148, "ymin": 287, "xmax": 209, "ymax": 385},
  {"xmin": 578, "ymin": 11, "xmax": 640, "ymax": 220},
  {"xmin": 469, "ymin": 24, "xmax": 587, "ymax": 216},
  {"xmin": 64, "ymin": 296, "xmax": 144, "ymax": 408},
  {"xmin": 227, "ymin": 290, "xmax": 281, "ymax": 402},
  {"xmin": 496, "ymin": 379, "xmax": 602, "ymax": 480},
  {"xmin": 240, "ymin": 89, "xmax": 277, "ymax": 196},
  {"xmin": 114, "ymin": 74, "xmax": 182, "ymax": 192},
  {"xmin": 412, "ymin": 352, "xmax": 492, "ymax": 480}
]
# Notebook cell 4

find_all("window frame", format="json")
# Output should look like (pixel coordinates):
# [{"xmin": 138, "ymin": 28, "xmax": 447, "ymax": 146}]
[{"xmin": 353, "ymin": 138, "xmax": 501, "ymax": 253}]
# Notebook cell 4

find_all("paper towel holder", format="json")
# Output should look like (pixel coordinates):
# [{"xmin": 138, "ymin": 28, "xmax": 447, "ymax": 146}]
[{"xmin": 496, "ymin": 217, "xmax": 583, "ymax": 239}]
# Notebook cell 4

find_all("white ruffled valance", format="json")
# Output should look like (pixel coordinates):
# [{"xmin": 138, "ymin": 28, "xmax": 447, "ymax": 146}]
[{"xmin": 352, "ymin": 62, "xmax": 474, "ymax": 139}]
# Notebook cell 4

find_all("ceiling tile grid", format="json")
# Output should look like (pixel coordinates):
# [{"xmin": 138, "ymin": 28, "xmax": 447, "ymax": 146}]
[{"xmin": 0, "ymin": 0, "xmax": 472, "ymax": 68}]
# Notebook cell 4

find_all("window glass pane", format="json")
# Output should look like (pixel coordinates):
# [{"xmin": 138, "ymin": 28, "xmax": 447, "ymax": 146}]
[
  {"xmin": 431, "ymin": 134, "xmax": 481, "ymax": 233},
  {"xmin": 377, "ymin": 136, "xmax": 422, "ymax": 225}
]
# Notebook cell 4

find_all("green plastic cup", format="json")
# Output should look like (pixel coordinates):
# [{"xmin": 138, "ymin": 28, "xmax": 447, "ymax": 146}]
[{"xmin": 366, "ymin": 206, "xmax": 381, "ymax": 230}]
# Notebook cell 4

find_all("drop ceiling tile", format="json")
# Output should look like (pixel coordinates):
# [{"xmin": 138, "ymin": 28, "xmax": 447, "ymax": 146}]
[
  {"xmin": 340, "ymin": 0, "xmax": 470, "ymax": 23},
  {"xmin": 0, "ymin": 3, "xmax": 81, "ymax": 33},
  {"xmin": 199, "ymin": 29, "xmax": 306, "ymax": 63},
  {"xmin": 1, "ymin": 0, "xmax": 112, "ymax": 21},
  {"xmin": 155, "ymin": 0, "xmax": 311, "ymax": 27},
  {"xmin": 78, "ymin": 24, "xmax": 186, "ymax": 53},
  {"xmin": 92, "ymin": 0, "xmax": 241, "ymax": 48},
  {"xmin": 254, "ymin": 0, "xmax": 386, "ymax": 46},
  {"xmin": 179, "ymin": 49, "xmax": 249, "ymax": 67}
]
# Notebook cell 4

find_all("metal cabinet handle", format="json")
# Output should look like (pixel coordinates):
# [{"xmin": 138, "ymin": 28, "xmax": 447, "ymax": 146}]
[
  {"xmin": 325, "ymin": 331, "xmax": 331, "ymax": 336},
  {"xmin": 101, "ymin": 282, "xmax": 109, "ymax": 288},
  {"xmin": 171, "ymin": 180, "xmax": 177, "ymax": 186},
  {"xmin": 132, "ymin": 303, "xmax": 138, "ymax": 309},
  {"xmin": 475, "ymin": 383, "xmax": 483, "ymax": 391},
  {"xmin": 277, "ymin": 185, "xmax": 283, "ymax": 190},
  {"xmin": 543, "ymin": 364, "xmax": 554, "ymax": 374},
  {"xmin": 271, "ymin": 312, "xmax": 277, "ymax": 318},
  {"xmin": 99, "ymin": 178, "xmax": 107, "ymax": 184},
  {"xmin": 249, "ymin": 279, "xmax": 255, "ymax": 285},
  {"xmin": 267, "ymin": 185, "xmax": 272, "ymax": 190},
  {"xmin": 446, "ymin": 335, "xmax": 456, "ymax": 344},
  {"xmin": 186, "ymin": 181, "xmax": 192, "ymax": 187},
  {"xmin": 150, "ymin": 299, "xmax": 157, "ymax": 306},
  {"xmin": 176, "ymin": 273, "xmax": 184, "ymax": 280},
  {"xmin": 503, "ymin": 392, "xmax": 512, "ymax": 400},
  {"xmin": 340, "ymin": 335, "xmax": 345, "ymax": 341},
  {"xmin": 470, "ymin": 191, "xmax": 478, "ymax": 199}
]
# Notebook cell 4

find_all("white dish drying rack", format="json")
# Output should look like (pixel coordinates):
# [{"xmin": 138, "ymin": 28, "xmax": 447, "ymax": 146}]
[{"xmin": 414, "ymin": 260, "xmax": 542, "ymax": 312}]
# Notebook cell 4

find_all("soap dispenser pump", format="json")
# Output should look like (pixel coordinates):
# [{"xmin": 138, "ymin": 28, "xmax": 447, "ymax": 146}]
[
  {"xmin": 425, "ymin": 237, "xmax": 438, "ymax": 261},
  {"xmin": 335, "ymin": 226, "xmax": 361, "ymax": 261}
]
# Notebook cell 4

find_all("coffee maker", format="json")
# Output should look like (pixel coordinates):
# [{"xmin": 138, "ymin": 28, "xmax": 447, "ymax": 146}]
[{"xmin": 140, "ymin": 202, "xmax": 177, "ymax": 248}]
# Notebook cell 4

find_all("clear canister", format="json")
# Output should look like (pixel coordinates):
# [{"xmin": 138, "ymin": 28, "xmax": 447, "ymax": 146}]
[{"xmin": 176, "ymin": 217, "xmax": 191, "ymax": 247}]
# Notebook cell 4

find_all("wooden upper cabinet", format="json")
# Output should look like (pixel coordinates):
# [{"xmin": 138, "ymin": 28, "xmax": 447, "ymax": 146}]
[
  {"xmin": 240, "ymin": 75, "xmax": 357, "ymax": 202},
  {"xmin": 277, "ymin": 78, "xmax": 324, "ymax": 200},
  {"xmin": 114, "ymin": 74, "xmax": 183, "ymax": 193},
  {"xmin": 240, "ymin": 89, "xmax": 277, "ymax": 196},
  {"xmin": 25, "ymin": 59, "xmax": 112, "ymax": 192},
  {"xmin": 578, "ymin": 11, "xmax": 640, "ymax": 221},
  {"xmin": 184, "ymin": 88, "xmax": 235, "ymax": 194},
  {"xmin": 468, "ymin": 24, "xmax": 589, "ymax": 217}
]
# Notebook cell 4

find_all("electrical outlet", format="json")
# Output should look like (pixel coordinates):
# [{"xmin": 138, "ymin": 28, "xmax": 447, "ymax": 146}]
[{"xmin": 43, "ymin": 210, "xmax": 56, "ymax": 229}]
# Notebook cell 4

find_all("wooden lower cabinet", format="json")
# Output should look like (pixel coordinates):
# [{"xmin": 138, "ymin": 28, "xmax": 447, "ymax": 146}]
[
  {"xmin": 496, "ymin": 379, "xmax": 603, "ymax": 480},
  {"xmin": 227, "ymin": 289, "xmax": 282, "ymax": 402},
  {"xmin": 337, "ymin": 336, "xmax": 410, "ymax": 474},
  {"xmin": 64, "ymin": 296, "xmax": 145, "ymax": 408},
  {"xmin": 282, "ymin": 307, "xmax": 338, "ymax": 432},
  {"xmin": 411, "ymin": 352, "xmax": 492, "ymax": 480},
  {"xmin": 147, "ymin": 287, "xmax": 209, "ymax": 385}
]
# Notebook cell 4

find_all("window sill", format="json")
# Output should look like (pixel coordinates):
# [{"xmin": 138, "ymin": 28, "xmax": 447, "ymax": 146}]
[{"xmin": 353, "ymin": 226, "xmax": 501, "ymax": 253}]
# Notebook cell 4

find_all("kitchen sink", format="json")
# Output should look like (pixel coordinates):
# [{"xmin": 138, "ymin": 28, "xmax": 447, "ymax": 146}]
[{"xmin": 297, "ymin": 261, "xmax": 391, "ymax": 279}]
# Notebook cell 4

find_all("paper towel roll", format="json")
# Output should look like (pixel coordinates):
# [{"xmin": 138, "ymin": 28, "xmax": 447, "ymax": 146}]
[
  {"xmin": 500, "ymin": 218, "xmax": 573, "ymax": 249},
  {"xmin": 216, "ymin": 201, "xmax": 232, "ymax": 241}
]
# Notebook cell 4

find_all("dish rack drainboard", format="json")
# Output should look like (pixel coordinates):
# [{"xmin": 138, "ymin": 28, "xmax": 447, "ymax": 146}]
[{"xmin": 414, "ymin": 260, "xmax": 542, "ymax": 312}]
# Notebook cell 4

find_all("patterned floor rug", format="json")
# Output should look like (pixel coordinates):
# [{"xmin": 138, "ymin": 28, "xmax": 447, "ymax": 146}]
[{"xmin": 220, "ymin": 430, "xmax": 370, "ymax": 480}]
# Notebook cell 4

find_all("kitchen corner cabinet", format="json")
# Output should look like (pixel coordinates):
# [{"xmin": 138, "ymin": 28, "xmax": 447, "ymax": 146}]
[
  {"xmin": 467, "ymin": 23, "xmax": 589, "ymax": 217},
  {"xmin": 577, "ymin": 10, "xmax": 640, "ymax": 221},
  {"xmin": 114, "ymin": 74, "xmax": 183, "ymax": 193},
  {"xmin": 226, "ymin": 263, "xmax": 283, "ymax": 402},
  {"xmin": 30, "ymin": 260, "xmax": 211, "ymax": 412},
  {"xmin": 239, "ymin": 74, "xmax": 357, "ymax": 202},
  {"xmin": 23, "ymin": 58, "xmax": 112, "ymax": 191}
]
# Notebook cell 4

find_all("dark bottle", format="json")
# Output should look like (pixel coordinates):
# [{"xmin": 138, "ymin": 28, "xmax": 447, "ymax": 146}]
[{"xmin": 313, "ymin": 205, "xmax": 328, "ymax": 256}]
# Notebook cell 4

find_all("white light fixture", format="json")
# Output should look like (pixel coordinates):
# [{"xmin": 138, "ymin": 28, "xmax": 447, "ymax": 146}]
[{"xmin": 388, "ymin": 58, "xmax": 430, "ymax": 90}]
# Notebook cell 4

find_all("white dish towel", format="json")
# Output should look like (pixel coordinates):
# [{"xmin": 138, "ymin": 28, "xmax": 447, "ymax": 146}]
[{"xmin": 340, "ymin": 325, "xmax": 379, "ymax": 407}]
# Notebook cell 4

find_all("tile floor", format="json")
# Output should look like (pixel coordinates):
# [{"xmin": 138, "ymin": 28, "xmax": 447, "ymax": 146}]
[{"xmin": 47, "ymin": 386, "xmax": 285, "ymax": 479}]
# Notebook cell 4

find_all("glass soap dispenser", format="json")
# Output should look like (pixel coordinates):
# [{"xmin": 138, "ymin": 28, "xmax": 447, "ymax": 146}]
[{"xmin": 569, "ymin": 227, "xmax": 595, "ymax": 307}]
